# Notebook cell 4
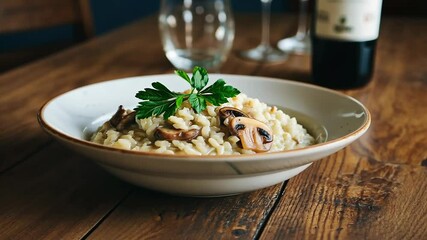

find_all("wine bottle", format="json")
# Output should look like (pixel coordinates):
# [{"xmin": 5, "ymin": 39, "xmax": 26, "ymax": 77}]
[{"xmin": 311, "ymin": 0, "xmax": 383, "ymax": 89}]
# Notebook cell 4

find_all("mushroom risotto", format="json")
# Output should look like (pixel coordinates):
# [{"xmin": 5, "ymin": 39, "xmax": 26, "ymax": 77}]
[
  {"xmin": 90, "ymin": 93, "xmax": 315, "ymax": 155},
  {"xmin": 90, "ymin": 67, "xmax": 315, "ymax": 155}
]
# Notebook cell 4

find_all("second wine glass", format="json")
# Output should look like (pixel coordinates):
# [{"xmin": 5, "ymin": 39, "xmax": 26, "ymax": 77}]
[
  {"xmin": 240, "ymin": 0, "xmax": 287, "ymax": 62},
  {"xmin": 277, "ymin": 0, "xmax": 311, "ymax": 54}
]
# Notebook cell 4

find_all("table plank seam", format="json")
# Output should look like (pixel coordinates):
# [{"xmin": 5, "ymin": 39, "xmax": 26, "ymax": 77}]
[
  {"xmin": 0, "ymin": 139, "xmax": 53, "ymax": 174},
  {"xmin": 253, "ymin": 182, "xmax": 287, "ymax": 240},
  {"xmin": 80, "ymin": 187, "xmax": 135, "ymax": 240}
]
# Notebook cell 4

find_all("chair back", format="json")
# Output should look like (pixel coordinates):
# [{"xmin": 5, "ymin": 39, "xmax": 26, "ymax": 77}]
[{"xmin": 0, "ymin": 0, "xmax": 94, "ymax": 71}]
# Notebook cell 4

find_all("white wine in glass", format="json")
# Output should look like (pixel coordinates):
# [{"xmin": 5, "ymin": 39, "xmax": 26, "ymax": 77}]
[{"xmin": 240, "ymin": 0, "xmax": 287, "ymax": 62}]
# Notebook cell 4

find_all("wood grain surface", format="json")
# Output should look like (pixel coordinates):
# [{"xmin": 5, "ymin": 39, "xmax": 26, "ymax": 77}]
[{"xmin": 0, "ymin": 14, "xmax": 426, "ymax": 239}]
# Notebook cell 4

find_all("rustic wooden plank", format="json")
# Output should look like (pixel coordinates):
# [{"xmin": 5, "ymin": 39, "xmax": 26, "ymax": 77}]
[
  {"xmin": 0, "ymin": 142, "xmax": 132, "ymax": 239},
  {"xmin": 259, "ymin": 147, "xmax": 427, "ymax": 239},
  {"xmin": 86, "ymin": 184, "xmax": 283, "ymax": 240},
  {"xmin": 1, "ymin": 14, "xmax": 426, "ymax": 239}
]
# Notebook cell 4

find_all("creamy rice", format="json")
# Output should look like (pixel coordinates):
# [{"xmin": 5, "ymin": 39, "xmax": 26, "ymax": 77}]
[{"xmin": 90, "ymin": 94, "xmax": 315, "ymax": 155}]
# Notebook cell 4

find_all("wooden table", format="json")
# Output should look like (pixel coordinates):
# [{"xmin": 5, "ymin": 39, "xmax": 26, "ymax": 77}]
[{"xmin": 1, "ymin": 14, "xmax": 426, "ymax": 239}]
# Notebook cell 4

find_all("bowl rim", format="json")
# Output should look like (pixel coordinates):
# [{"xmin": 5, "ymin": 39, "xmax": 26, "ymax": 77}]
[{"xmin": 37, "ymin": 73, "xmax": 371, "ymax": 162}]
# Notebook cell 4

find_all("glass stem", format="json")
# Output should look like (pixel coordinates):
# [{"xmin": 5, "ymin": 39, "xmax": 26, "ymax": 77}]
[
  {"xmin": 295, "ymin": 0, "xmax": 308, "ymax": 40},
  {"xmin": 260, "ymin": 0, "xmax": 272, "ymax": 48}
]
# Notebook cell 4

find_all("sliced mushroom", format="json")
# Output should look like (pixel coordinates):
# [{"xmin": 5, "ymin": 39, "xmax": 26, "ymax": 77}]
[
  {"xmin": 229, "ymin": 117, "xmax": 273, "ymax": 152},
  {"xmin": 154, "ymin": 127, "xmax": 199, "ymax": 141},
  {"xmin": 109, "ymin": 105, "xmax": 136, "ymax": 131},
  {"xmin": 218, "ymin": 107, "xmax": 249, "ymax": 127}
]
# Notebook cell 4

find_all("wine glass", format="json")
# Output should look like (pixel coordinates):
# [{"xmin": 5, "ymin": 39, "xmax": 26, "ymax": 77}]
[
  {"xmin": 159, "ymin": 0, "xmax": 235, "ymax": 72},
  {"xmin": 240, "ymin": 0, "xmax": 287, "ymax": 62},
  {"xmin": 277, "ymin": 0, "xmax": 310, "ymax": 54}
]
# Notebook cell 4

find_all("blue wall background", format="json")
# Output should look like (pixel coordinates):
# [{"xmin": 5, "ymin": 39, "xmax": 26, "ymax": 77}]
[
  {"xmin": 92, "ymin": 0, "xmax": 288, "ymax": 35},
  {"xmin": 0, "ymin": 0, "xmax": 289, "ymax": 52}
]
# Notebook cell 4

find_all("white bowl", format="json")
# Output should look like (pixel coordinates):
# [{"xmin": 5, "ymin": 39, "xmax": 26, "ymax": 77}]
[{"xmin": 38, "ymin": 74, "xmax": 370, "ymax": 196}]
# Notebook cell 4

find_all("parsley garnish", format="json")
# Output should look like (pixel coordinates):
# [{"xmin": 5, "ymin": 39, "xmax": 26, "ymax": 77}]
[{"xmin": 134, "ymin": 66, "xmax": 240, "ymax": 119}]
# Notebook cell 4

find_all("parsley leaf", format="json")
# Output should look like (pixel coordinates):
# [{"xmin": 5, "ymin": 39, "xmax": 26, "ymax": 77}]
[
  {"xmin": 192, "ymin": 66, "xmax": 209, "ymax": 91},
  {"xmin": 174, "ymin": 70, "xmax": 191, "ymax": 85},
  {"xmin": 200, "ymin": 79, "xmax": 240, "ymax": 103},
  {"xmin": 134, "ymin": 100, "xmax": 177, "ymax": 120},
  {"xmin": 135, "ymin": 82, "xmax": 179, "ymax": 101},
  {"xmin": 135, "ymin": 66, "xmax": 240, "ymax": 119},
  {"xmin": 188, "ymin": 93, "xmax": 206, "ymax": 113}
]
